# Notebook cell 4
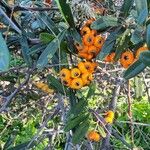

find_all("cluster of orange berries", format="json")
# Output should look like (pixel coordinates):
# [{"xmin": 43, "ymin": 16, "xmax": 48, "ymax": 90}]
[
  {"xmin": 59, "ymin": 61, "xmax": 98, "ymax": 90},
  {"xmin": 105, "ymin": 45, "xmax": 149, "ymax": 69},
  {"xmin": 76, "ymin": 19, "xmax": 105, "ymax": 60},
  {"xmin": 86, "ymin": 110, "xmax": 114, "ymax": 142},
  {"xmin": 34, "ymin": 82, "xmax": 54, "ymax": 94}
]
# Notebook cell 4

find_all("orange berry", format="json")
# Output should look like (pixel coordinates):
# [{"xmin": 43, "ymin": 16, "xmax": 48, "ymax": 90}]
[
  {"xmin": 94, "ymin": 35, "xmax": 105, "ymax": 49},
  {"xmin": 80, "ymin": 26, "xmax": 91, "ymax": 36},
  {"xmin": 87, "ymin": 131, "xmax": 100, "ymax": 142},
  {"xmin": 70, "ymin": 78, "xmax": 83, "ymax": 90},
  {"xmin": 135, "ymin": 46, "xmax": 149, "ymax": 59},
  {"xmin": 105, "ymin": 117, "xmax": 113, "ymax": 124},
  {"xmin": 91, "ymin": 62, "xmax": 98, "ymax": 71},
  {"xmin": 84, "ymin": 61, "xmax": 95, "ymax": 73},
  {"xmin": 120, "ymin": 51, "xmax": 134, "ymax": 69},
  {"xmin": 71, "ymin": 68, "xmax": 81, "ymax": 78},
  {"xmin": 91, "ymin": 30, "xmax": 97, "ymax": 36},
  {"xmin": 84, "ymin": 18, "xmax": 95, "ymax": 27},
  {"xmin": 61, "ymin": 78, "xmax": 71, "ymax": 87},
  {"xmin": 78, "ymin": 62, "xmax": 88, "ymax": 74},
  {"xmin": 60, "ymin": 68, "xmax": 71, "ymax": 79},
  {"xmin": 86, "ymin": 54, "xmax": 94, "ymax": 60},
  {"xmin": 88, "ymin": 45, "xmax": 99, "ymax": 57},
  {"xmin": 81, "ymin": 73, "xmax": 93, "ymax": 85},
  {"xmin": 78, "ymin": 52, "xmax": 89, "ymax": 59},
  {"xmin": 105, "ymin": 52, "xmax": 116, "ymax": 63},
  {"xmin": 34, "ymin": 82, "xmax": 45, "ymax": 89},
  {"xmin": 104, "ymin": 54, "xmax": 111, "ymax": 62},
  {"xmin": 105, "ymin": 110, "xmax": 114, "ymax": 119},
  {"xmin": 75, "ymin": 43, "xmax": 84, "ymax": 52},
  {"xmin": 82, "ymin": 34, "xmax": 94, "ymax": 46}
]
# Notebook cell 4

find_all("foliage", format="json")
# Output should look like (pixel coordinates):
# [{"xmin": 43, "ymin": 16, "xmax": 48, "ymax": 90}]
[{"xmin": 0, "ymin": 0, "xmax": 150, "ymax": 150}]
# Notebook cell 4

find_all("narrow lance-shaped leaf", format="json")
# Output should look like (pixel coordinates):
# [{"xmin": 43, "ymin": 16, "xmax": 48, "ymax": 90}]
[
  {"xmin": 98, "ymin": 27, "xmax": 123, "ymax": 60},
  {"xmin": 115, "ymin": 29, "xmax": 131, "ymax": 61},
  {"xmin": 20, "ymin": 33, "xmax": 32, "ymax": 67},
  {"xmin": 139, "ymin": 50, "xmax": 150, "ymax": 67},
  {"xmin": 36, "ymin": 30, "xmax": 67, "ymax": 69},
  {"xmin": 119, "ymin": 0, "xmax": 134, "ymax": 18},
  {"xmin": 136, "ymin": 9, "xmax": 148, "ymax": 25},
  {"xmin": 123, "ymin": 59, "xmax": 146, "ymax": 80},
  {"xmin": 91, "ymin": 16, "xmax": 119, "ymax": 30},
  {"xmin": 146, "ymin": 24, "xmax": 150, "ymax": 49},
  {"xmin": 0, "ymin": 33, "xmax": 10, "ymax": 72},
  {"xmin": 55, "ymin": 0, "xmax": 75, "ymax": 27},
  {"xmin": 39, "ymin": 33, "xmax": 55, "ymax": 44},
  {"xmin": 135, "ymin": 0, "xmax": 148, "ymax": 16}
]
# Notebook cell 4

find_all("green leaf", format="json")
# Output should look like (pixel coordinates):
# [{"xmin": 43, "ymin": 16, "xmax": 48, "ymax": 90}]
[
  {"xmin": 39, "ymin": 33, "xmax": 55, "ymax": 44},
  {"xmin": 55, "ymin": 0, "xmax": 75, "ymax": 28},
  {"xmin": 87, "ymin": 83, "xmax": 96, "ymax": 99},
  {"xmin": 7, "ymin": 141, "xmax": 35, "ymax": 150},
  {"xmin": 20, "ymin": 33, "xmax": 32, "ymax": 67},
  {"xmin": 134, "ymin": 77, "xmax": 143, "ymax": 98},
  {"xmin": 120, "ymin": 0, "xmax": 134, "ymax": 18},
  {"xmin": 123, "ymin": 60, "xmax": 146, "ymax": 79},
  {"xmin": 72, "ymin": 120, "xmax": 90, "ymax": 144},
  {"xmin": 98, "ymin": 126, "xmax": 107, "ymax": 138},
  {"xmin": 115, "ymin": 29, "xmax": 131, "ymax": 61},
  {"xmin": 37, "ymin": 13, "xmax": 59, "ymax": 35},
  {"xmin": 146, "ymin": 24, "xmax": 150, "ymax": 49},
  {"xmin": 98, "ymin": 27, "xmax": 123, "ymax": 60},
  {"xmin": 64, "ymin": 113, "xmax": 89, "ymax": 132},
  {"xmin": 68, "ymin": 98, "xmax": 87, "ymax": 116},
  {"xmin": 69, "ymin": 28, "xmax": 82, "ymax": 44},
  {"xmin": 91, "ymin": 16, "xmax": 119, "ymax": 30},
  {"xmin": 131, "ymin": 29, "xmax": 143, "ymax": 44},
  {"xmin": 135, "ymin": 0, "xmax": 148, "ymax": 16},
  {"xmin": 47, "ymin": 74, "xmax": 68, "ymax": 94},
  {"xmin": 136, "ymin": 9, "xmax": 148, "ymax": 25},
  {"xmin": 139, "ymin": 50, "xmax": 150, "ymax": 66},
  {"xmin": 0, "ymin": 33, "xmax": 10, "ymax": 72},
  {"xmin": 36, "ymin": 30, "xmax": 66, "ymax": 69}
]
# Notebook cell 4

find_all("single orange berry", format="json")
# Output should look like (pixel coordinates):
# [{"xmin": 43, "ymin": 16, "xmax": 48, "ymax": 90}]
[
  {"xmin": 105, "ymin": 117, "xmax": 113, "ymax": 124},
  {"xmin": 78, "ymin": 52, "xmax": 89, "ymax": 59},
  {"xmin": 104, "ymin": 54, "xmax": 111, "ymax": 62},
  {"xmin": 60, "ymin": 68, "xmax": 71, "ymax": 79},
  {"xmin": 105, "ymin": 110, "xmax": 114, "ymax": 119},
  {"xmin": 86, "ymin": 54, "xmax": 94, "ymax": 60},
  {"xmin": 75, "ymin": 42, "xmax": 84, "ymax": 52},
  {"xmin": 61, "ymin": 78, "xmax": 71, "ymax": 87},
  {"xmin": 81, "ymin": 73, "xmax": 93, "ymax": 85},
  {"xmin": 94, "ymin": 35, "xmax": 105, "ymax": 49},
  {"xmin": 78, "ymin": 62, "xmax": 88, "ymax": 74},
  {"xmin": 91, "ymin": 62, "xmax": 98, "ymax": 71},
  {"xmin": 70, "ymin": 78, "xmax": 83, "ymax": 90},
  {"xmin": 84, "ymin": 18, "xmax": 95, "ymax": 27},
  {"xmin": 90, "ymin": 30, "xmax": 97, "ymax": 36},
  {"xmin": 136, "ymin": 46, "xmax": 149, "ymax": 59},
  {"xmin": 88, "ymin": 45, "xmax": 99, "ymax": 57},
  {"xmin": 87, "ymin": 131, "xmax": 101, "ymax": 142},
  {"xmin": 120, "ymin": 51, "xmax": 134, "ymax": 69},
  {"xmin": 34, "ymin": 82, "xmax": 45, "ymax": 89},
  {"xmin": 80, "ymin": 26, "xmax": 91, "ymax": 36},
  {"xmin": 84, "ymin": 61, "xmax": 94, "ymax": 73},
  {"xmin": 82, "ymin": 34, "xmax": 94, "ymax": 46},
  {"xmin": 71, "ymin": 68, "xmax": 81, "ymax": 79}
]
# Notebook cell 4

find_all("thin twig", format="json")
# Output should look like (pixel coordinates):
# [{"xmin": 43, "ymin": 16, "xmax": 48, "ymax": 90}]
[
  {"xmin": 0, "ymin": 69, "xmax": 32, "ymax": 112},
  {"xmin": 127, "ymin": 80, "xmax": 134, "ymax": 147},
  {"xmin": 100, "ymin": 78, "xmax": 123, "ymax": 150},
  {"xmin": 0, "ymin": 7, "xmax": 21, "ymax": 34}
]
